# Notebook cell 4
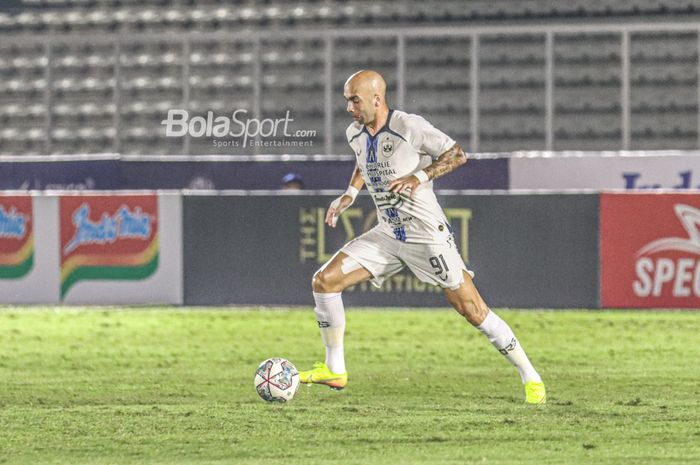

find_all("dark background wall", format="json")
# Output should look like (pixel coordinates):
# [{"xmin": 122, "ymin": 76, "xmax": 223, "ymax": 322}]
[
  {"xmin": 0, "ymin": 158, "xmax": 508, "ymax": 191},
  {"xmin": 182, "ymin": 193, "xmax": 599, "ymax": 308}
]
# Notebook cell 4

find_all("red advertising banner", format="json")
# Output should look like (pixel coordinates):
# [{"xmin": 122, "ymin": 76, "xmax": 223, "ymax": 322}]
[
  {"xmin": 60, "ymin": 195, "xmax": 159, "ymax": 298},
  {"xmin": 601, "ymin": 193, "xmax": 700, "ymax": 308},
  {"xmin": 0, "ymin": 196, "xmax": 33, "ymax": 279}
]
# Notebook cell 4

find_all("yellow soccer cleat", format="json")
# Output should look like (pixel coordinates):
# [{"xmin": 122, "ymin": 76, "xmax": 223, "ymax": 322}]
[
  {"xmin": 298, "ymin": 362, "xmax": 348, "ymax": 390},
  {"xmin": 525, "ymin": 381, "xmax": 546, "ymax": 404}
]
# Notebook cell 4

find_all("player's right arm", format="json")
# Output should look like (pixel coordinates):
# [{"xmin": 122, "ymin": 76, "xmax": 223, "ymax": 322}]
[{"xmin": 325, "ymin": 165, "xmax": 364, "ymax": 227}]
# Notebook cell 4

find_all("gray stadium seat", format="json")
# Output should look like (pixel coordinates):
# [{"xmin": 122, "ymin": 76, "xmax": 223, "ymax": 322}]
[{"xmin": 2, "ymin": 1, "xmax": 700, "ymax": 154}]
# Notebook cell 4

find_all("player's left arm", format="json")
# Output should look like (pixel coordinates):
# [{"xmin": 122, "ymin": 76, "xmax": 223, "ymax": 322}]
[{"xmin": 388, "ymin": 143, "xmax": 467, "ymax": 198}]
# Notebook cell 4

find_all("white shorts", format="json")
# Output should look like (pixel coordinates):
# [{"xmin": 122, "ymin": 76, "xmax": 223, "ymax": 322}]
[{"xmin": 338, "ymin": 226, "xmax": 474, "ymax": 290}]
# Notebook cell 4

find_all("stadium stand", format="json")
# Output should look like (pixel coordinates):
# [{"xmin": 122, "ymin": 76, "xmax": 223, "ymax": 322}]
[
  {"xmin": 629, "ymin": 31, "xmax": 698, "ymax": 149},
  {"xmin": 2, "ymin": 1, "xmax": 700, "ymax": 32},
  {"xmin": 0, "ymin": 1, "xmax": 699, "ymax": 154}
]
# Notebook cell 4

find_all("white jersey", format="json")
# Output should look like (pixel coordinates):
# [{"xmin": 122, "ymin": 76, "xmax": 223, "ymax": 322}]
[{"xmin": 346, "ymin": 109, "xmax": 457, "ymax": 244}]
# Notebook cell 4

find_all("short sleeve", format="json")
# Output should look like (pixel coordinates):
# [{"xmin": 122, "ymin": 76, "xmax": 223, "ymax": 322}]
[{"xmin": 409, "ymin": 115, "xmax": 456, "ymax": 159}]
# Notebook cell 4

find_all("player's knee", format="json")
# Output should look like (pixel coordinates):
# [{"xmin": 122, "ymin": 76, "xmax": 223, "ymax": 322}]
[{"xmin": 311, "ymin": 268, "xmax": 342, "ymax": 293}]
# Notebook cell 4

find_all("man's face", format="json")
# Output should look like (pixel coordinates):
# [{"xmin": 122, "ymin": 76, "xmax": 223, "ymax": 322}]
[{"xmin": 344, "ymin": 84, "xmax": 375, "ymax": 126}]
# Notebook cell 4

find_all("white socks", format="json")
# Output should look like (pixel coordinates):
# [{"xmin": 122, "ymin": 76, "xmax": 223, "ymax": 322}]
[
  {"xmin": 313, "ymin": 291, "xmax": 346, "ymax": 374},
  {"xmin": 312, "ymin": 294, "xmax": 539, "ymax": 383},
  {"xmin": 476, "ymin": 310, "xmax": 541, "ymax": 384}
]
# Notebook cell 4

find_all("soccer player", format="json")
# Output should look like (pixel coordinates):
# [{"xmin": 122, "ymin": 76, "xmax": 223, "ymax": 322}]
[{"xmin": 299, "ymin": 70, "xmax": 546, "ymax": 404}]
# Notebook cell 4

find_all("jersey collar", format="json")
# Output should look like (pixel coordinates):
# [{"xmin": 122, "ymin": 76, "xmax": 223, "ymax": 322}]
[
  {"xmin": 362, "ymin": 109, "xmax": 407, "ymax": 142},
  {"xmin": 362, "ymin": 109, "xmax": 394, "ymax": 140}
]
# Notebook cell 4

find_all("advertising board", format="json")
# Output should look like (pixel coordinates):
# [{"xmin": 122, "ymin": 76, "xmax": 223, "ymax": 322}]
[{"xmin": 601, "ymin": 192, "xmax": 700, "ymax": 308}]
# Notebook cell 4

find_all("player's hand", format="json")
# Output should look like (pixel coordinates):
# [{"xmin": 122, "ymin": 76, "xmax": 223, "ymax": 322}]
[
  {"xmin": 325, "ymin": 194, "xmax": 354, "ymax": 228},
  {"xmin": 388, "ymin": 175, "xmax": 421, "ymax": 198}
]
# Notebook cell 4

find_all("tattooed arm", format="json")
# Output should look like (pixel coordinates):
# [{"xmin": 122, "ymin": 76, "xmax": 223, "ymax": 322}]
[
  {"xmin": 388, "ymin": 143, "xmax": 467, "ymax": 197},
  {"xmin": 422, "ymin": 143, "xmax": 468, "ymax": 181}
]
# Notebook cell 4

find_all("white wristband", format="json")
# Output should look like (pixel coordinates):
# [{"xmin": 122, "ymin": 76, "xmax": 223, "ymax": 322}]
[
  {"xmin": 345, "ymin": 185, "xmax": 360, "ymax": 201},
  {"xmin": 414, "ymin": 170, "xmax": 430, "ymax": 184}
]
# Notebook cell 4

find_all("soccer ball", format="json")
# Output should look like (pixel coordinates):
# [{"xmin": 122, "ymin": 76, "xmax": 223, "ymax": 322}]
[{"xmin": 254, "ymin": 358, "xmax": 300, "ymax": 403}]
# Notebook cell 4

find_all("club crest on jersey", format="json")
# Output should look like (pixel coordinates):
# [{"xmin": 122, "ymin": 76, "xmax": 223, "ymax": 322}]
[{"xmin": 381, "ymin": 139, "xmax": 394, "ymax": 157}]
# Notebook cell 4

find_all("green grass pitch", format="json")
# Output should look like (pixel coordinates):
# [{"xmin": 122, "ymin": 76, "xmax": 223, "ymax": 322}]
[{"xmin": 0, "ymin": 307, "xmax": 699, "ymax": 465}]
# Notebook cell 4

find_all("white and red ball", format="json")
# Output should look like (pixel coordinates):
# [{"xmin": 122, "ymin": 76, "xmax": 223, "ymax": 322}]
[{"xmin": 254, "ymin": 358, "xmax": 300, "ymax": 403}]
